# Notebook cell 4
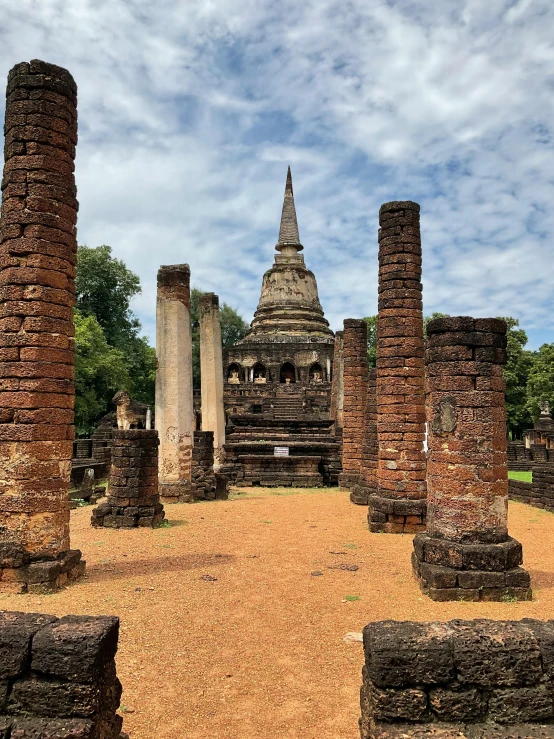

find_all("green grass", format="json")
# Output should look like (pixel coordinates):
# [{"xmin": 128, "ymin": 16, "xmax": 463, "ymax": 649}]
[{"xmin": 508, "ymin": 471, "xmax": 532, "ymax": 483}]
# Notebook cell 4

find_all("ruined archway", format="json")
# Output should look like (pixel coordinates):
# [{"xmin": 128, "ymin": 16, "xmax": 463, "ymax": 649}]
[{"xmin": 280, "ymin": 362, "xmax": 296, "ymax": 383}]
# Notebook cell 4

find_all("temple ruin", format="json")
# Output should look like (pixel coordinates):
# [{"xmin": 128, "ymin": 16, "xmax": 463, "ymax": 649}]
[
  {"xmin": 0, "ymin": 60, "xmax": 84, "ymax": 592},
  {"xmin": 221, "ymin": 167, "xmax": 341, "ymax": 486},
  {"xmin": 199, "ymin": 292, "xmax": 226, "ymax": 469}
]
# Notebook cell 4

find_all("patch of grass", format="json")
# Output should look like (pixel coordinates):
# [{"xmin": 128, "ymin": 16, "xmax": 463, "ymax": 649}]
[
  {"xmin": 155, "ymin": 519, "xmax": 171, "ymax": 529},
  {"xmin": 343, "ymin": 543, "xmax": 357, "ymax": 549},
  {"xmin": 344, "ymin": 595, "xmax": 361, "ymax": 602},
  {"xmin": 508, "ymin": 470, "xmax": 532, "ymax": 483},
  {"xmin": 502, "ymin": 593, "xmax": 519, "ymax": 603}
]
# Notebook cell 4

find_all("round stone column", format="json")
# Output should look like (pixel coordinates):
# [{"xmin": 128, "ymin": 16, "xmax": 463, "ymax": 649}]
[
  {"xmin": 350, "ymin": 369, "xmax": 377, "ymax": 505},
  {"xmin": 370, "ymin": 201, "xmax": 426, "ymax": 533},
  {"xmin": 0, "ymin": 61, "xmax": 84, "ymax": 592},
  {"xmin": 412, "ymin": 316, "xmax": 531, "ymax": 601}
]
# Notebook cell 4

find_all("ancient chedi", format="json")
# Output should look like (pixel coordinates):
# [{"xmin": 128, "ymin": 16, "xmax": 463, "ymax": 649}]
[
  {"xmin": 155, "ymin": 264, "xmax": 195, "ymax": 502},
  {"xmin": 0, "ymin": 61, "xmax": 84, "ymax": 592},
  {"xmin": 369, "ymin": 201, "xmax": 427, "ymax": 534},
  {"xmin": 222, "ymin": 168, "xmax": 341, "ymax": 487},
  {"xmin": 413, "ymin": 317, "xmax": 531, "ymax": 602}
]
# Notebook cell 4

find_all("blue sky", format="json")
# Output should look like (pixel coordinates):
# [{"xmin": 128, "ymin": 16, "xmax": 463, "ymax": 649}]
[{"xmin": 1, "ymin": 0, "xmax": 553, "ymax": 350}]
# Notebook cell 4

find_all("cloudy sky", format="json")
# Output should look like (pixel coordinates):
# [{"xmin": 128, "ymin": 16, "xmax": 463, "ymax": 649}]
[{"xmin": 1, "ymin": 0, "xmax": 553, "ymax": 349}]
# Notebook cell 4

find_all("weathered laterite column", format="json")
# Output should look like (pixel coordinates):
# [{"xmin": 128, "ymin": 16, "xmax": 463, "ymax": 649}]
[
  {"xmin": 91, "ymin": 429, "xmax": 164, "ymax": 528},
  {"xmin": 0, "ymin": 60, "xmax": 84, "ymax": 593},
  {"xmin": 370, "ymin": 201, "xmax": 426, "ymax": 533},
  {"xmin": 412, "ymin": 317, "xmax": 531, "ymax": 602},
  {"xmin": 155, "ymin": 264, "xmax": 194, "ymax": 502},
  {"xmin": 339, "ymin": 319, "xmax": 368, "ymax": 489},
  {"xmin": 330, "ymin": 329, "xmax": 344, "ymax": 428},
  {"xmin": 199, "ymin": 293, "xmax": 225, "ymax": 469},
  {"xmin": 351, "ymin": 369, "xmax": 378, "ymax": 505}
]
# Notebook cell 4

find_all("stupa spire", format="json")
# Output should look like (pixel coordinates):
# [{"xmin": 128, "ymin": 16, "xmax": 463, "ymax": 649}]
[{"xmin": 276, "ymin": 166, "xmax": 303, "ymax": 252}]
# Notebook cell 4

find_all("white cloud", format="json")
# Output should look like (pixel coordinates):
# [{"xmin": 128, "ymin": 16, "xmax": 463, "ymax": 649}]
[{"xmin": 0, "ymin": 0, "xmax": 553, "ymax": 349}]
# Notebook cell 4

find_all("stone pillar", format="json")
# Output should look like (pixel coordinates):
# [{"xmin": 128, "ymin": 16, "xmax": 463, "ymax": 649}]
[
  {"xmin": 329, "ymin": 330, "xmax": 344, "ymax": 427},
  {"xmin": 199, "ymin": 292, "xmax": 225, "ymax": 469},
  {"xmin": 91, "ymin": 429, "xmax": 164, "ymax": 528},
  {"xmin": 0, "ymin": 60, "xmax": 84, "ymax": 592},
  {"xmin": 370, "ymin": 201, "xmax": 426, "ymax": 533},
  {"xmin": 350, "ymin": 369, "xmax": 378, "ymax": 505},
  {"xmin": 155, "ymin": 264, "xmax": 194, "ymax": 503},
  {"xmin": 412, "ymin": 317, "xmax": 531, "ymax": 601},
  {"xmin": 338, "ymin": 319, "xmax": 368, "ymax": 489}
]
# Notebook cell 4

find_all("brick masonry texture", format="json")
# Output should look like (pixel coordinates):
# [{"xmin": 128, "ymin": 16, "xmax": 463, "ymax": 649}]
[
  {"xmin": 412, "ymin": 317, "xmax": 531, "ymax": 602},
  {"xmin": 351, "ymin": 369, "xmax": 378, "ymax": 505},
  {"xmin": 0, "ymin": 611, "xmax": 127, "ymax": 738},
  {"xmin": 92, "ymin": 430, "xmax": 164, "ymax": 528},
  {"xmin": 370, "ymin": 201, "xmax": 426, "ymax": 533},
  {"xmin": 509, "ymin": 466, "xmax": 554, "ymax": 511},
  {"xmin": 0, "ymin": 60, "xmax": 85, "ymax": 588},
  {"xmin": 359, "ymin": 619, "xmax": 554, "ymax": 738},
  {"xmin": 339, "ymin": 319, "xmax": 369, "ymax": 490}
]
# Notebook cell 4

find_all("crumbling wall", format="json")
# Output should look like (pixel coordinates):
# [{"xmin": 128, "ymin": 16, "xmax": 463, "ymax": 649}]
[
  {"xmin": 370, "ymin": 201, "xmax": 426, "ymax": 533},
  {"xmin": 92, "ymin": 430, "xmax": 164, "ymax": 528},
  {"xmin": 0, "ymin": 611, "xmax": 126, "ymax": 738},
  {"xmin": 360, "ymin": 619, "xmax": 554, "ymax": 738},
  {"xmin": 0, "ymin": 59, "xmax": 84, "ymax": 589},
  {"xmin": 339, "ymin": 319, "xmax": 368, "ymax": 490}
]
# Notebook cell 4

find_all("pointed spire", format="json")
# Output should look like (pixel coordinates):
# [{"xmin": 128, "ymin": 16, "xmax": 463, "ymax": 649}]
[{"xmin": 276, "ymin": 166, "xmax": 303, "ymax": 252}]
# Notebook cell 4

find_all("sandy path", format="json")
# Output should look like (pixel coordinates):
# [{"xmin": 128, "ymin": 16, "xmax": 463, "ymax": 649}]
[{"xmin": 1, "ymin": 488, "xmax": 553, "ymax": 739}]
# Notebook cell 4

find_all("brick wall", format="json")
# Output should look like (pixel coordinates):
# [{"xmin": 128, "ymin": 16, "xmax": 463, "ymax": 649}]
[
  {"xmin": 339, "ymin": 319, "xmax": 368, "ymax": 489},
  {"xmin": 350, "ymin": 369, "xmax": 378, "ymax": 505},
  {"xmin": 360, "ymin": 619, "xmax": 554, "ymax": 738},
  {"xmin": 0, "ymin": 611, "xmax": 126, "ymax": 738}
]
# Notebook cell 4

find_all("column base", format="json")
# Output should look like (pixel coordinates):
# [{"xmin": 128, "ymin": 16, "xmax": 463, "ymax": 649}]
[
  {"xmin": 412, "ymin": 533, "xmax": 532, "ymax": 602},
  {"xmin": 91, "ymin": 502, "xmax": 165, "ymax": 528},
  {"xmin": 339, "ymin": 472, "xmax": 360, "ymax": 489},
  {"xmin": 350, "ymin": 485, "xmax": 376, "ymax": 506},
  {"xmin": 159, "ymin": 481, "xmax": 193, "ymax": 503},
  {"xmin": 0, "ymin": 550, "xmax": 85, "ymax": 595},
  {"xmin": 368, "ymin": 495, "xmax": 426, "ymax": 533}
]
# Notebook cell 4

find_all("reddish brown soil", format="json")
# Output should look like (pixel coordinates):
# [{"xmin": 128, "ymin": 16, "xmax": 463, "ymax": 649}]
[{"xmin": 1, "ymin": 488, "xmax": 553, "ymax": 739}]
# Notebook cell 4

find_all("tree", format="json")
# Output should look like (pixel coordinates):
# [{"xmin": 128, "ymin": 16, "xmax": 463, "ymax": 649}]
[
  {"xmin": 362, "ymin": 316, "xmax": 377, "ymax": 367},
  {"xmin": 526, "ymin": 343, "xmax": 554, "ymax": 425},
  {"xmin": 423, "ymin": 312, "xmax": 450, "ymax": 338},
  {"xmin": 74, "ymin": 311, "xmax": 131, "ymax": 435},
  {"xmin": 190, "ymin": 288, "xmax": 249, "ymax": 387},
  {"xmin": 498, "ymin": 317, "xmax": 534, "ymax": 439}
]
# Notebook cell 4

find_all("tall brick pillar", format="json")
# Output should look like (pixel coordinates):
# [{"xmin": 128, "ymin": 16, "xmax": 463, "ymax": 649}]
[
  {"xmin": 369, "ymin": 201, "xmax": 427, "ymax": 533},
  {"xmin": 412, "ymin": 317, "xmax": 531, "ymax": 601},
  {"xmin": 350, "ymin": 369, "xmax": 378, "ymax": 505},
  {"xmin": 338, "ymin": 319, "xmax": 368, "ymax": 489},
  {"xmin": 0, "ymin": 61, "xmax": 84, "ymax": 592},
  {"xmin": 330, "ymin": 330, "xmax": 344, "ymax": 428},
  {"xmin": 199, "ymin": 293, "xmax": 225, "ymax": 469},
  {"xmin": 155, "ymin": 264, "xmax": 194, "ymax": 503}
]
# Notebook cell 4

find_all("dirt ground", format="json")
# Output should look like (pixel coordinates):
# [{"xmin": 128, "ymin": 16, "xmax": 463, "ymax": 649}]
[{"xmin": 1, "ymin": 488, "xmax": 554, "ymax": 739}]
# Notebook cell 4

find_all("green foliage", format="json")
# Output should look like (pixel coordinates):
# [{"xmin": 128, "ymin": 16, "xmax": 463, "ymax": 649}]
[
  {"xmin": 74, "ymin": 310, "xmax": 130, "ymax": 435},
  {"xmin": 499, "ymin": 317, "xmax": 534, "ymax": 438},
  {"xmin": 508, "ymin": 471, "xmax": 532, "ymax": 482},
  {"xmin": 190, "ymin": 288, "xmax": 249, "ymax": 388},
  {"xmin": 362, "ymin": 316, "xmax": 377, "ymax": 367},
  {"xmin": 526, "ymin": 342, "xmax": 554, "ymax": 422}
]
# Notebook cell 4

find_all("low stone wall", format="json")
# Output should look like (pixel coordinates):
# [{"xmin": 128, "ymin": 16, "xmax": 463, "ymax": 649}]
[
  {"xmin": 508, "ymin": 478, "xmax": 534, "ymax": 505},
  {"xmin": 235, "ymin": 454, "xmax": 323, "ymax": 487},
  {"xmin": 509, "ymin": 466, "xmax": 554, "ymax": 512},
  {"xmin": 360, "ymin": 619, "xmax": 554, "ymax": 738},
  {"xmin": 92, "ymin": 430, "xmax": 164, "ymax": 528},
  {"xmin": 0, "ymin": 611, "xmax": 126, "ymax": 738}
]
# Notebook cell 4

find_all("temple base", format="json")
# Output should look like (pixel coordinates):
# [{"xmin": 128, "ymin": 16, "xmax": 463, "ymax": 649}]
[
  {"xmin": 350, "ymin": 485, "xmax": 376, "ymax": 506},
  {"xmin": 91, "ymin": 502, "xmax": 165, "ymax": 529},
  {"xmin": 412, "ymin": 533, "xmax": 532, "ymax": 602},
  {"xmin": 159, "ymin": 481, "xmax": 193, "ymax": 503},
  {"xmin": 0, "ymin": 549, "xmax": 85, "ymax": 595},
  {"xmin": 368, "ymin": 495, "xmax": 426, "ymax": 533}
]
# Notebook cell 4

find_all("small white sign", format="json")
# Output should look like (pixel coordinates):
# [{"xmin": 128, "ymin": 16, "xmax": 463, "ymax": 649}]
[{"xmin": 274, "ymin": 447, "xmax": 289, "ymax": 457}]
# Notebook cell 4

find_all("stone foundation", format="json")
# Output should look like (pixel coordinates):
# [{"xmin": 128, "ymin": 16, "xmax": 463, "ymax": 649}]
[
  {"xmin": 191, "ymin": 430, "xmax": 217, "ymax": 500},
  {"xmin": 0, "ymin": 611, "xmax": 126, "ymax": 738},
  {"xmin": 236, "ymin": 454, "xmax": 322, "ymax": 487},
  {"xmin": 360, "ymin": 619, "xmax": 554, "ymax": 738},
  {"xmin": 367, "ymin": 496, "xmax": 427, "ymax": 534},
  {"xmin": 413, "ymin": 317, "xmax": 530, "ymax": 602},
  {"xmin": 92, "ymin": 430, "xmax": 164, "ymax": 528}
]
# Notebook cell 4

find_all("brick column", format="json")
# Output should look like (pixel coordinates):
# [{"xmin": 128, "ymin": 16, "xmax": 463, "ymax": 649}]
[
  {"xmin": 412, "ymin": 317, "xmax": 531, "ymax": 601},
  {"xmin": 155, "ymin": 264, "xmax": 194, "ymax": 503},
  {"xmin": 338, "ymin": 319, "xmax": 368, "ymax": 489},
  {"xmin": 91, "ymin": 429, "xmax": 164, "ymax": 528},
  {"xmin": 350, "ymin": 369, "xmax": 378, "ymax": 505},
  {"xmin": 370, "ymin": 201, "xmax": 426, "ymax": 533},
  {"xmin": 330, "ymin": 330, "xmax": 344, "ymax": 428},
  {"xmin": 0, "ymin": 60, "xmax": 84, "ymax": 592},
  {"xmin": 199, "ymin": 293, "xmax": 225, "ymax": 469}
]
